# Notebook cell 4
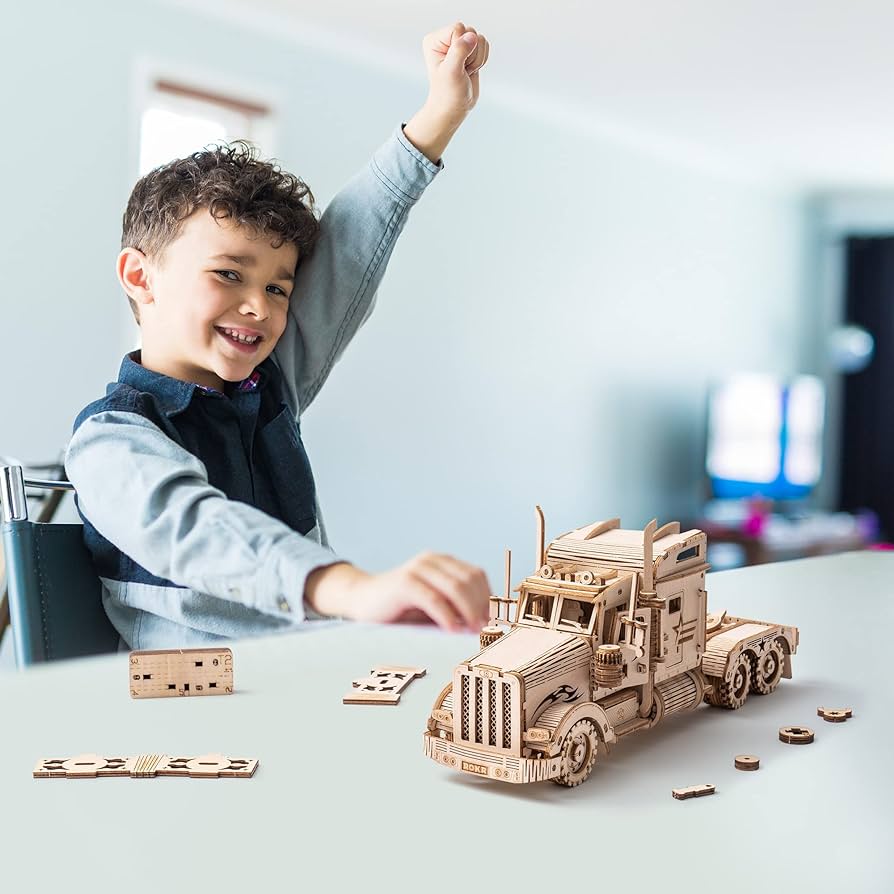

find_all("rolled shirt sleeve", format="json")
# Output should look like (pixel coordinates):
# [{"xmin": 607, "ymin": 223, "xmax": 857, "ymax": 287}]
[
  {"xmin": 66, "ymin": 410, "xmax": 343, "ymax": 623},
  {"xmin": 274, "ymin": 124, "xmax": 443, "ymax": 414}
]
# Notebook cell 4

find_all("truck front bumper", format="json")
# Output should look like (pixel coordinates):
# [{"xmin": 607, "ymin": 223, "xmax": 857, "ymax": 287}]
[{"xmin": 423, "ymin": 732, "xmax": 562, "ymax": 784}]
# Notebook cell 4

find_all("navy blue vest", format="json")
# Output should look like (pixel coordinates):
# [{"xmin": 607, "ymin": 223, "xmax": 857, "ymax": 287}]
[{"xmin": 72, "ymin": 352, "xmax": 318, "ymax": 588}]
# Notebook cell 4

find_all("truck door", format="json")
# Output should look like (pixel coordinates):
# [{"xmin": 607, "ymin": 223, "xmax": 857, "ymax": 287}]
[
  {"xmin": 665, "ymin": 590, "xmax": 700, "ymax": 668},
  {"xmin": 665, "ymin": 592, "xmax": 684, "ymax": 667}
]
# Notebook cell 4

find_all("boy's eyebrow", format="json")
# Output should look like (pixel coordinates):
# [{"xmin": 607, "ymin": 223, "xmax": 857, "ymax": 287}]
[{"xmin": 209, "ymin": 253, "xmax": 295, "ymax": 282}]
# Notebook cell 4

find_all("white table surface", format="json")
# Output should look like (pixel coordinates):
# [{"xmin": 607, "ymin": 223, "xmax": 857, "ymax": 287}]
[{"xmin": 2, "ymin": 552, "xmax": 892, "ymax": 893}]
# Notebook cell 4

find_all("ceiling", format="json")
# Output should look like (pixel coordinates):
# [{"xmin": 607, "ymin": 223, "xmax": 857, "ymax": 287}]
[{"xmin": 173, "ymin": 0, "xmax": 894, "ymax": 190}]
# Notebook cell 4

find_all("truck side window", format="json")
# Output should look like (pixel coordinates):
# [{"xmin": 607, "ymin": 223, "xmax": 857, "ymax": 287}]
[
  {"xmin": 677, "ymin": 546, "xmax": 699, "ymax": 562},
  {"xmin": 669, "ymin": 596, "xmax": 681, "ymax": 613}
]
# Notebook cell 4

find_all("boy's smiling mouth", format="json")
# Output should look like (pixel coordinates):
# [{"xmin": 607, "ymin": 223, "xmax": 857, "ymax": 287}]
[{"xmin": 214, "ymin": 325, "xmax": 264, "ymax": 353}]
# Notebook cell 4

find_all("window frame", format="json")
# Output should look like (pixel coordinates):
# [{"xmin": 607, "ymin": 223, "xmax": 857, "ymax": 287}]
[
  {"xmin": 555, "ymin": 596, "xmax": 597, "ymax": 635},
  {"xmin": 518, "ymin": 589, "xmax": 558, "ymax": 628}
]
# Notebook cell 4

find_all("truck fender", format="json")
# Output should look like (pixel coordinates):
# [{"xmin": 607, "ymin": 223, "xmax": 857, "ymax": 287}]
[{"xmin": 551, "ymin": 702, "xmax": 617, "ymax": 750}]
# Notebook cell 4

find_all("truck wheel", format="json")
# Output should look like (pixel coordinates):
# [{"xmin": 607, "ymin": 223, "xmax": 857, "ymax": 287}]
[
  {"xmin": 707, "ymin": 654, "xmax": 751, "ymax": 710},
  {"xmin": 553, "ymin": 719, "xmax": 599, "ymax": 787},
  {"xmin": 751, "ymin": 643, "xmax": 784, "ymax": 695}
]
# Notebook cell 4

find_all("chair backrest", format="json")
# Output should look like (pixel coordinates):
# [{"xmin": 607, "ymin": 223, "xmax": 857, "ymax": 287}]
[{"xmin": 1, "ymin": 465, "xmax": 120, "ymax": 666}]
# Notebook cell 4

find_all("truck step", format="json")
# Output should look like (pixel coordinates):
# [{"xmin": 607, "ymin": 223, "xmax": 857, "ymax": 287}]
[{"xmin": 614, "ymin": 716, "xmax": 651, "ymax": 737}]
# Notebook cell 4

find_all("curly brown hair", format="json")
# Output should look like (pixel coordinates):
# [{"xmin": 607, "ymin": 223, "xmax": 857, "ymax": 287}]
[{"xmin": 121, "ymin": 140, "xmax": 320, "ymax": 321}]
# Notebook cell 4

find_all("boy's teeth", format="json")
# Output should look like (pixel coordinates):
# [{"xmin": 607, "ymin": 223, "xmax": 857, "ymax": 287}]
[{"xmin": 221, "ymin": 327, "xmax": 259, "ymax": 344}]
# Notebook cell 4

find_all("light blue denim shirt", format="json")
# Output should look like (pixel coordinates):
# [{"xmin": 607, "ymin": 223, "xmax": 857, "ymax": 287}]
[{"xmin": 65, "ymin": 126, "xmax": 442, "ymax": 649}]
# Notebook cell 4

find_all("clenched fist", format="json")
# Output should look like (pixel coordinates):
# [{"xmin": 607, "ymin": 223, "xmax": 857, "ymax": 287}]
[
  {"xmin": 422, "ymin": 21, "xmax": 491, "ymax": 119},
  {"xmin": 403, "ymin": 22, "xmax": 491, "ymax": 163}
]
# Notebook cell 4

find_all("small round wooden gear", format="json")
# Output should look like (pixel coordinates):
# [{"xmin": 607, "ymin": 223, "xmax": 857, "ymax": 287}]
[
  {"xmin": 817, "ymin": 706, "xmax": 852, "ymax": 723},
  {"xmin": 479, "ymin": 625, "xmax": 505, "ymax": 649},
  {"xmin": 779, "ymin": 725, "xmax": 815, "ymax": 744},
  {"xmin": 734, "ymin": 754, "xmax": 760, "ymax": 770}
]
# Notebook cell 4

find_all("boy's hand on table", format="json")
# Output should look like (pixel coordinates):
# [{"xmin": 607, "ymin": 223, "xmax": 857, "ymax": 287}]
[
  {"xmin": 403, "ymin": 21, "xmax": 490, "ymax": 163},
  {"xmin": 305, "ymin": 554, "xmax": 492, "ymax": 632}
]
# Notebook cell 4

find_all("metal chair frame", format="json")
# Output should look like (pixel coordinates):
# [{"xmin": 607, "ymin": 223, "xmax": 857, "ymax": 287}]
[
  {"xmin": 1, "ymin": 464, "xmax": 119, "ymax": 665},
  {"xmin": 0, "ymin": 461, "xmax": 70, "ymax": 648}
]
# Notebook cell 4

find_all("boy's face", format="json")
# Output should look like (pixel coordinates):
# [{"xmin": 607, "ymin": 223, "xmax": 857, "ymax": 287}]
[{"xmin": 129, "ymin": 209, "xmax": 298, "ymax": 391}]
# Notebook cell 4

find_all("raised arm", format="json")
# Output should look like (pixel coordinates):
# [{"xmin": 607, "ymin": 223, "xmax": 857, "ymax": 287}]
[{"xmin": 274, "ymin": 22, "xmax": 490, "ymax": 413}]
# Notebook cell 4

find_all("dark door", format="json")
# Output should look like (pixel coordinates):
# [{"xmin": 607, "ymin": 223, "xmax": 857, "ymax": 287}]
[{"xmin": 838, "ymin": 237, "xmax": 894, "ymax": 539}]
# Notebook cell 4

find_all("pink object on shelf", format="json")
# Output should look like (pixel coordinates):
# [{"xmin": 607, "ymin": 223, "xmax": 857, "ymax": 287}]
[{"xmin": 742, "ymin": 498, "xmax": 771, "ymax": 537}]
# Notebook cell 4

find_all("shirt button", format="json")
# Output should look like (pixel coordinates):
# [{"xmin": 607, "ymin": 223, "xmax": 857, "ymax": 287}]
[{"xmin": 279, "ymin": 599, "xmax": 291, "ymax": 613}]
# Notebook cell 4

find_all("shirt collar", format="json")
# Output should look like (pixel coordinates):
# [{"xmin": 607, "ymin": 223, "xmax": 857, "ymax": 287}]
[{"xmin": 117, "ymin": 351, "xmax": 266, "ymax": 417}]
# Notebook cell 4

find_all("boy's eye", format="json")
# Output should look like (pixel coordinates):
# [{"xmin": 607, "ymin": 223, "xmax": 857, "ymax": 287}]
[{"xmin": 215, "ymin": 270, "xmax": 288, "ymax": 297}]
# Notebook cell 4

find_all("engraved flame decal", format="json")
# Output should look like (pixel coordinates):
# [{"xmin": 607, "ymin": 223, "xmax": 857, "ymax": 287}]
[{"xmin": 535, "ymin": 684, "xmax": 582, "ymax": 715}]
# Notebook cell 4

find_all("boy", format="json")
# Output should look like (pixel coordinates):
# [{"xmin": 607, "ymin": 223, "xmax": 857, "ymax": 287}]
[{"xmin": 65, "ymin": 23, "xmax": 492, "ymax": 649}]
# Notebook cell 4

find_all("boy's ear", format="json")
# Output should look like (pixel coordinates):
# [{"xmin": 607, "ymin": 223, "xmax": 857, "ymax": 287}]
[{"xmin": 117, "ymin": 247, "xmax": 155, "ymax": 307}]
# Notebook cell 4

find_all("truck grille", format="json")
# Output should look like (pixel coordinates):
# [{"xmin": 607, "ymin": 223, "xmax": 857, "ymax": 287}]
[{"xmin": 456, "ymin": 670, "xmax": 517, "ymax": 751}]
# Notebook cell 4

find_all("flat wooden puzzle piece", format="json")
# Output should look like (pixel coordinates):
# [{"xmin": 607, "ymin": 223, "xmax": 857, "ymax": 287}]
[
  {"xmin": 129, "ymin": 648, "xmax": 234, "ymax": 698},
  {"xmin": 817, "ymin": 706, "xmax": 852, "ymax": 722},
  {"xmin": 672, "ymin": 784, "xmax": 716, "ymax": 800},
  {"xmin": 779, "ymin": 725, "xmax": 815, "ymax": 744},
  {"xmin": 343, "ymin": 665, "xmax": 426, "ymax": 705},
  {"xmin": 33, "ymin": 754, "xmax": 258, "ymax": 779}
]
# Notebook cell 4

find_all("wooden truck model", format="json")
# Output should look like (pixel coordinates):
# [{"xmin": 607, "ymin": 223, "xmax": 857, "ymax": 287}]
[{"xmin": 423, "ymin": 509, "xmax": 799, "ymax": 786}]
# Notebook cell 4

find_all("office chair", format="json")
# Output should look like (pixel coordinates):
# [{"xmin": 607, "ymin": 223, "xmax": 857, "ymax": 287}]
[{"xmin": 0, "ymin": 464, "xmax": 120, "ymax": 666}]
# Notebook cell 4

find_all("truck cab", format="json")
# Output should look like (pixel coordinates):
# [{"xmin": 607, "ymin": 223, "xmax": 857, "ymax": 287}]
[{"xmin": 423, "ymin": 509, "xmax": 798, "ymax": 788}]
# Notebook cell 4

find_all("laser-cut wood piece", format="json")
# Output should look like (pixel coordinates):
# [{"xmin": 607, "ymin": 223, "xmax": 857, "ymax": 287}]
[
  {"xmin": 818, "ymin": 706, "xmax": 852, "ymax": 722},
  {"xmin": 129, "ymin": 648, "xmax": 234, "ymax": 698},
  {"xmin": 33, "ymin": 754, "xmax": 258, "ymax": 779},
  {"xmin": 779, "ymin": 726, "xmax": 815, "ymax": 744},
  {"xmin": 672, "ymin": 784, "xmax": 715, "ymax": 800},
  {"xmin": 343, "ymin": 665, "xmax": 426, "ymax": 705},
  {"xmin": 424, "ymin": 507, "xmax": 800, "ymax": 787},
  {"xmin": 735, "ymin": 754, "xmax": 760, "ymax": 770}
]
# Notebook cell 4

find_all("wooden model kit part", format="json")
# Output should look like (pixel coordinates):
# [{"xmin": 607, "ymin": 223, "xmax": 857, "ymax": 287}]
[
  {"xmin": 33, "ymin": 754, "xmax": 258, "ymax": 779},
  {"xmin": 672, "ymin": 784, "xmax": 715, "ymax": 800},
  {"xmin": 779, "ymin": 726, "xmax": 815, "ymax": 744},
  {"xmin": 129, "ymin": 648, "xmax": 234, "ymax": 698},
  {"xmin": 343, "ymin": 666, "xmax": 426, "ymax": 705},
  {"xmin": 817, "ymin": 706, "xmax": 852, "ymax": 722},
  {"xmin": 734, "ymin": 755, "xmax": 760, "ymax": 770},
  {"xmin": 424, "ymin": 507, "xmax": 800, "ymax": 788}
]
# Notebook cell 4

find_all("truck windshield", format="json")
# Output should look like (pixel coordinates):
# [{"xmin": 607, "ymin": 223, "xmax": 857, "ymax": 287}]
[
  {"xmin": 557, "ymin": 598, "xmax": 595, "ymax": 633},
  {"xmin": 520, "ymin": 592, "xmax": 555, "ymax": 625}
]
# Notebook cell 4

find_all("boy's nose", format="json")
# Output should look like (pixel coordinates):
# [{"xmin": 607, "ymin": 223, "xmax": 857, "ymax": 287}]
[{"xmin": 240, "ymin": 291, "xmax": 271, "ymax": 319}]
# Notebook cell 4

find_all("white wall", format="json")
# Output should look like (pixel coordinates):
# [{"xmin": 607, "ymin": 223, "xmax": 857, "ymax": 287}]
[{"xmin": 1, "ymin": 1, "xmax": 810, "ymax": 587}]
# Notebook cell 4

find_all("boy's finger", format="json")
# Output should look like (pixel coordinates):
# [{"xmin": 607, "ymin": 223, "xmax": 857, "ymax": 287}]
[
  {"xmin": 446, "ymin": 31, "xmax": 479, "ymax": 68},
  {"xmin": 479, "ymin": 37, "xmax": 490, "ymax": 72},
  {"xmin": 404, "ymin": 575, "xmax": 465, "ymax": 631},
  {"xmin": 428, "ymin": 21, "xmax": 465, "ymax": 53},
  {"xmin": 418, "ymin": 593, "xmax": 465, "ymax": 632},
  {"xmin": 414, "ymin": 555, "xmax": 490, "ymax": 628},
  {"xmin": 430, "ymin": 554, "xmax": 491, "ymax": 603},
  {"xmin": 409, "ymin": 567, "xmax": 476, "ymax": 630},
  {"xmin": 465, "ymin": 35, "xmax": 488, "ymax": 73}
]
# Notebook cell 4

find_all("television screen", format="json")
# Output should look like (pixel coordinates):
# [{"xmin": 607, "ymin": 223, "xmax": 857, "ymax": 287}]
[{"xmin": 706, "ymin": 374, "xmax": 825, "ymax": 500}]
